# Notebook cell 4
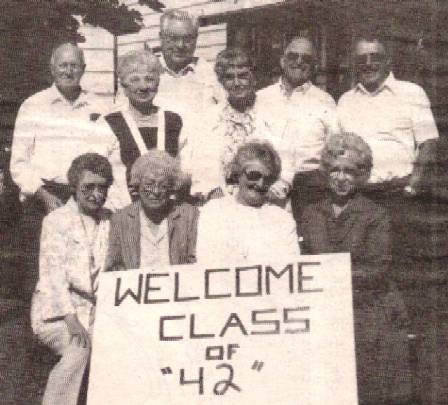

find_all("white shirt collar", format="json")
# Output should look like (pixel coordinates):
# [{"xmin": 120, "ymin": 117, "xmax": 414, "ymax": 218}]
[
  {"xmin": 355, "ymin": 72, "xmax": 396, "ymax": 96},
  {"xmin": 279, "ymin": 79, "xmax": 312, "ymax": 97},
  {"xmin": 160, "ymin": 56, "xmax": 199, "ymax": 78},
  {"xmin": 49, "ymin": 84, "xmax": 90, "ymax": 108}
]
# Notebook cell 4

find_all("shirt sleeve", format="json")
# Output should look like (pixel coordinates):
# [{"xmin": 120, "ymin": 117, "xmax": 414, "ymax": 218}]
[
  {"xmin": 94, "ymin": 117, "xmax": 130, "ymax": 211},
  {"xmin": 410, "ymin": 85, "xmax": 439, "ymax": 145},
  {"xmin": 10, "ymin": 100, "xmax": 44, "ymax": 196},
  {"xmin": 36, "ymin": 214, "xmax": 77, "ymax": 320},
  {"xmin": 322, "ymin": 97, "xmax": 339, "ymax": 138},
  {"xmin": 278, "ymin": 214, "xmax": 301, "ymax": 258}
]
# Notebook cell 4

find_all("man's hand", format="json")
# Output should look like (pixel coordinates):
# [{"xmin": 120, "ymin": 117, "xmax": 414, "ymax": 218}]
[
  {"xmin": 64, "ymin": 313, "xmax": 90, "ymax": 348},
  {"xmin": 35, "ymin": 186, "xmax": 64, "ymax": 212},
  {"xmin": 269, "ymin": 179, "xmax": 290, "ymax": 200}
]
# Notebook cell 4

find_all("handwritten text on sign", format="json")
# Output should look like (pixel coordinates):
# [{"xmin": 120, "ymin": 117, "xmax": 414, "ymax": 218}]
[{"xmin": 88, "ymin": 254, "xmax": 357, "ymax": 405}]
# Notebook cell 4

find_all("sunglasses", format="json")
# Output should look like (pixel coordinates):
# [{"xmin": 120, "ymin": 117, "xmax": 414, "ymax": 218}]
[
  {"xmin": 355, "ymin": 52, "xmax": 386, "ymax": 67},
  {"xmin": 243, "ymin": 169, "xmax": 274, "ymax": 183},
  {"xmin": 284, "ymin": 52, "xmax": 314, "ymax": 66}
]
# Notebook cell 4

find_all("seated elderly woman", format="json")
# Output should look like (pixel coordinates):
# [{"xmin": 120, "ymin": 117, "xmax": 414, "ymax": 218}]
[
  {"xmin": 106, "ymin": 150, "xmax": 198, "ymax": 270},
  {"xmin": 197, "ymin": 141, "xmax": 299, "ymax": 263},
  {"xmin": 300, "ymin": 133, "xmax": 411, "ymax": 405},
  {"xmin": 99, "ymin": 49, "xmax": 189, "ymax": 209},
  {"xmin": 31, "ymin": 153, "xmax": 113, "ymax": 405},
  {"xmin": 190, "ymin": 48, "xmax": 294, "ymax": 204}
]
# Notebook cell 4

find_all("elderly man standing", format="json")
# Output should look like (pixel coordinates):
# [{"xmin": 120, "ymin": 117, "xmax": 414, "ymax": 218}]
[
  {"xmin": 338, "ymin": 32, "xmax": 439, "ymax": 194},
  {"xmin": 338, "ymin": 32, "xmax": 441, "ymax": 405},
  {"xmin": 257, "ymin": 37, "xmax": 338, "ymax": 218},
  {"xmin": 337, "ymin": 33, "xmax": 439, "ymax": 250},
  {"xmin": 155, "ymin": 9, "xmax": 223, "ymax": 113},
  {"xmin": 10, "ymin": 42, "xmax": 112, "ymax": 213}
]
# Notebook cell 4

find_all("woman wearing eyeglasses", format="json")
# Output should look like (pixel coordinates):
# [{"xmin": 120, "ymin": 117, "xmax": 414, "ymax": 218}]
[
  {"xmin": 106, "ymin": 150, "xmax": 198, "ymax": 271},
  {"xmin": 97, "ymin": 49, "xmax": 190, "ymax": 210},
  {"xmin": 196, "ymin": 141, "xmax": 299, "ymax": 264},
  {"xmin": 31, "ymin": 153, "xmax": 113, "ymax": 405},
  {"xmin": 300, "ymin": 133, "xmax": 411, "ymax": 405},
  {"xmin": 190, "ymin": 48, "xmax": 294, "ymax": 206}
]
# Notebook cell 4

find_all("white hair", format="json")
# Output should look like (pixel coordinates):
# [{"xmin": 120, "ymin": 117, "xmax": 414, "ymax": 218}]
[
  {"xmin": 117, "ymin": 50, "xmax": 162, "ymax": 83},
  {"xmin": 50, "ymin": 43, "xmax": 85, "ymax": 67},
  {"xmin": 160, "ymin": 9, "xmax": 199, "ymax": 35}
]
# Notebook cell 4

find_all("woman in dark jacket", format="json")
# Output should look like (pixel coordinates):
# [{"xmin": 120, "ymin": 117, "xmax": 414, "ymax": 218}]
[
  {"xmin": 300, "ymin": 133, "xmax": 412, "ymax": 405},
  {"xmin": 106, "ymin": 150, "xmax": 198, "ymax": 271}
]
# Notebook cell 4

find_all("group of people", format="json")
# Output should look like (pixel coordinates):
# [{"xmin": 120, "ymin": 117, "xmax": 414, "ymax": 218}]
[{"xmin": 9, "ymin": 7, "xmax": 440, "ymax": 405}]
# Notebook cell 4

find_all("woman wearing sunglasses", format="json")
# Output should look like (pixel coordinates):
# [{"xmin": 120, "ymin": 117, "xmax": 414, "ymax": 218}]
[
  {"xmin": 197, "ymin": 141, "xmax": 299, "ymax": 264},
  {"xmin": 31, "ymin": 153, "xmax": 113, "ymax": 405},
  {"xmin": 300, "ymin": 133, "xmax": 411, "ymax": 405}
]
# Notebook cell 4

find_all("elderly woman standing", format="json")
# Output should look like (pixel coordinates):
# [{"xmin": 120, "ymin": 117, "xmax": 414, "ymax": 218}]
[
  {"xmin": 100, "ymin": 50, "xmax": 188, "ymax": 209},
  {"xmin": 31, "ymin": 153, "xmax": 113, "ymax": 405},
  {"xmin": 197, "ymin": 141, "xmax": 299, "ymax": 263},
  {"xmin": 190, "ymin": 48, "xmax": 293, "ymax": 204},
  {"xmin": 300, "ymin": 133, "xmax": 411, "ymax": 405},
  {"xmin": 106, "ymin": 150, "xmax": 198, "ymax": 270}
]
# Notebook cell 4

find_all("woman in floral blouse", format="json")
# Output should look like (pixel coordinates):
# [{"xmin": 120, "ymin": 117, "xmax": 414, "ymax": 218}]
[{"xmin": 31, "ymin": 153, "xmax": 113, "ymax": 405}]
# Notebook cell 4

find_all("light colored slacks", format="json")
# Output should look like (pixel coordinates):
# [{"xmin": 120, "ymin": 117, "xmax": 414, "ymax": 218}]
[{"xmin": 36, "ymin": 321, "xmax": 91, "ymax": 405}]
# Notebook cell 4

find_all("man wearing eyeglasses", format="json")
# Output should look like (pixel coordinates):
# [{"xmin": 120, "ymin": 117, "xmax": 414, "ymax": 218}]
[
  {"xmin": 155, "ymin": 9, "xmax": 223, "ymax": 115},
  {"xmin": 10, "ymin": 42, "xmax": 113, "ymax": 214},
  {"xmin": 337, "ymin": 33, "xmax": 439, "ymax": 194},
  {"xmin": 257, "ymin": 37, "xmax": 337, "ymax": 218}
]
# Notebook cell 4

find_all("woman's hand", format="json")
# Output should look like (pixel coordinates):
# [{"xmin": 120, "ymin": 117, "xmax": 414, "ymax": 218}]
[{"xmin": 64, "ymin": 313, "xmax": 90, "ymax": 348}]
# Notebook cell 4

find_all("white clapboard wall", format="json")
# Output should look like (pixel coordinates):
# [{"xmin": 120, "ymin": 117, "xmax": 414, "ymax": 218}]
[
  {"xmin": 118, "ymin": 0, "xmax": 228, "ymax": 64},
  {"xmin": 77, "ymin": 1, "xmax": 287, "ymax": 96},
  {"xmin": 78, "ymin": 24, "xmax": 115, "ymax": 98}
]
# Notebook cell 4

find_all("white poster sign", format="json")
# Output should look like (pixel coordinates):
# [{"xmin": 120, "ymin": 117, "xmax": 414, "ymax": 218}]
[{"xmin": 88, "ymin": 254, "xmax": 357, "ymax": 405}]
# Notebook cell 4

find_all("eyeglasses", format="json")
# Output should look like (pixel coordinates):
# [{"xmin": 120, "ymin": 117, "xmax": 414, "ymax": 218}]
[
  {"xmin": 141, "ymin": 181, "xmax": 172, "ymax": 194},
  {"xmin": 161, "ymin": 33, "xmax": 197, "ymax": 46},
  {"xmin": 284, "ymin": 52, "xmax": 314, "ymax": 66},
  {"xmin": 79, "ymin": 183, "xmax": 109, "ymax": 195},
  {"xmin": 354, "ymin": 52, "xmax": 386, "ymax": 67},
  {"xmin": 56, "ymin": 62, "xmax": 84, "ymax": 72}
]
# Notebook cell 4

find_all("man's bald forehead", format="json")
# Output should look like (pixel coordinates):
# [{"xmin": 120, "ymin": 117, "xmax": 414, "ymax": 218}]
[
  {"xmin": 285, "ymin": 37, "xmax": 315, "ymax": 56},
  {"xmin": 51, "ymin": 43, "xmax": 85, "ymax": 66}
]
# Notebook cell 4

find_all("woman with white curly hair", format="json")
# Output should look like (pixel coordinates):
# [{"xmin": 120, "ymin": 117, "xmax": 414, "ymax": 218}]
[
  {"xmin": 106, "ymin": 150, "xmax": 198, "ymax": 270},
  {"xmin": 197, "ymin": 140, "xmax": 299, "ymax": 263},
  {"xmin": 98, "ymin": 50, "xmax": 189, "ymax": 209},
  {"xmin": 300, "ymin": 132, "xmax": 412, "ymax": 405}
]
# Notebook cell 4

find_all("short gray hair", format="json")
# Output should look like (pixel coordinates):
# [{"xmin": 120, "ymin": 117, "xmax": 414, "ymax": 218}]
[
  {"xmin": 229, "ymin": 140, "xmax": 282, "ymax": 184},
  {"xmin": 160, "ymin": 9, "xmax": 199, "ymax": 35},
  {"xmin": 320, "ymin": 133, "xmax": 373, "ymax": 180},
  {"xmin": 50, "ymin": 42, "xmax": 85, "ymax": 67},
  {"xmin": 129, "ymin": 150, "xmax": 183, "ymax": 191},
  {"xmin": 117, "ymin": 50, "xmax": 162, "ymax": 84},
  {"xmin": 214, "ymin": 48, "xmax": 253, "ymax": 83},
  {"xmin": 67, "ymin": 153, "xmax": 113, "ymax": 192}
]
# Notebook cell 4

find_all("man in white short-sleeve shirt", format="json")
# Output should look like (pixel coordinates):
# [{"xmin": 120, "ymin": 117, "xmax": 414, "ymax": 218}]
[
  {"xmin": 155, "ymin": 9, "xmax": 223, "ymax": 114},
  {"xmin": 337, "ymin": 35, "xmax": 439, "ymax": 192},
  {"xmin": 10, "ymin": 43, "xmax": 113, "ymax": 213},
  {"xmin": 257, "ymin": 37, "xmax": 338, "ymax": 218}
]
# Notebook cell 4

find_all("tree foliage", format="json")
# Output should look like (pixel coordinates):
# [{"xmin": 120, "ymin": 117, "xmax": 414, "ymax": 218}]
[{"xmin": 0, "ymin": 0, "xmax": 164, "ymax": 101}]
